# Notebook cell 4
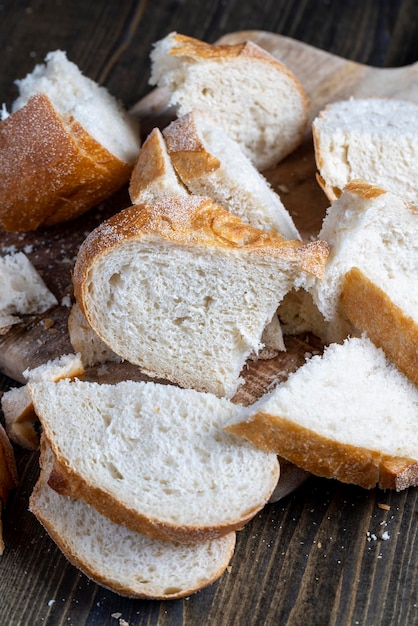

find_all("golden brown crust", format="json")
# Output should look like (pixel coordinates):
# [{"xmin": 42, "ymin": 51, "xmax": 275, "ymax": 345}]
[
  {"xmin": 226, "ymin": 412, "xmax": 418, "ymax": 490},
  {"xmin": 46, "ymin": 444, "xmax": 256, "ymax": 544},
  {"xmin": 341, "ymin": 267, "xmax": 418, "ymax": 386},
  {"xmin": 0, "ymin": 94, "xmax": 133, "ymax": 231}
]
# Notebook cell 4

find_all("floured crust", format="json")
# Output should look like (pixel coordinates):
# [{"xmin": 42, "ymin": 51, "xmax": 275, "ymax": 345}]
[
  {"xmin": 341, "ymin": 267, "xmax": 418, "ymax": 386},
  {"xmin": 225, "ymin": 412, "xmax": 418, "ymax": 490},
  {"xmin": 0, "ymin": 93, "xmax": 133, "ymax": 231}
]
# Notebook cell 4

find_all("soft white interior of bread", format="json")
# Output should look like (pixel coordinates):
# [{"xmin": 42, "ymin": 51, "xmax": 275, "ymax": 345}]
[
  {"xmin": 12, "ymin": 50, "xmax": 140, "ymax": 164},
  {"xmin": 29, "ymin": 379, "xmax": 279, "ymax": 529},
  {"xmin": 150, "ymin": 34, "xmax": 306, "ymax": 171},
  {"xmin": 312, "ymin": 185, "xmax": 418, "ymax": 323},
  {"xmin": 31, "ymin": 444, "xmax": 235, "ymax": 599},
  {"xmin": 0, "ymin": 252, "xmax": 57, "ymax": 325},
  {"xmin": 82, "ymin": 239, "xmax": 304, "ymax": 398},
  {"xmin": 163, "ymin": 111, "xmax": 300, "ymax": 239},
  {"xmin": 239, "ymin": 336, "xmax": 418, "ymax": 459},
  {"xmin": 313, "ymin": 98, "xmax": 418, "ymax": 204},
  {"xmin": 22, "ymin": 352, "xmax": 83, "ymax": 382}
]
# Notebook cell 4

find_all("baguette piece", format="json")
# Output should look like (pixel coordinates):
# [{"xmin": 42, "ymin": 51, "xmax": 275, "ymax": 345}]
[
  {"xmin": 226, "ymin": 336, "xmax": 418, "ymax": 491},
  {"xmin": 310, "ymin": 180, "xmax": 418, "ymax": 384},
  {"xmin": 313, "ymin": 97, "xmax": 418, "ymax": 204},
  {"xmin": 28, "ymin": 379, "xmax": 280, "ymax": 543},
  {"xmin": 162, "ymin": 110, "xmax": 300, "ymax": 239},
  {"xmin": 1, "ymin": 352, "xmax": 84, "ymax": 449},
  {"xmin": 30, "ymin": 440, "xmax": 236, "ymax": 599},
  {"xmin": 73, "ymin": 196, "xmax": 328, "ymax": 398},
  {"xmin": 0, "ymin": 50, "xmax": 140, "ymax": 231},
  {"xmin": 149, "ymin": 32, "xmax": 308, "ymax": 171},
  {"xmin": 129, "ymin": 127, "xmax": 188, "ymax": 204},
  {"xmin": 0, "ymin": 424, "xmax": 18, "ymax": 555},
  {"xmin": 0, "ymin": 252, "xmax": 58, "ymax": 333}
]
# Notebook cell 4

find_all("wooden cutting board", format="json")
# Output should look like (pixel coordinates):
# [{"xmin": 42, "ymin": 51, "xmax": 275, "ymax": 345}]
[{"xmin": 1, "ymin": 29, "xmax": 418, "ymax": 392}]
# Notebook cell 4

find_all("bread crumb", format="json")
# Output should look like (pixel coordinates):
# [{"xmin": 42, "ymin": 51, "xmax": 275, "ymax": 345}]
[
  {"xmin": 43, "ymin": 318, "xmax": 55, "ymax": 329},
  {"xmin": 378, "ymin": 503, "xmax": 390, "ymax": 511},
  {"xmin": 111, "ymin": 614, "xmax": 122, "ymax": 620}
]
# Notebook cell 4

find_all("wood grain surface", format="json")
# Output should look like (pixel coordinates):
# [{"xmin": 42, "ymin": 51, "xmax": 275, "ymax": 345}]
[{"xmin": 1, "ymin": 2, "xmax": 418, "ymax": 625}]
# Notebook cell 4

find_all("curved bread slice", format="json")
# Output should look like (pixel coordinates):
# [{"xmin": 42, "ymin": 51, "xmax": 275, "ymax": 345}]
[
  {"xmin": 28, "ymin": 379, "xmax": 279, "ymax": 543},
  {"xmin": 226, "ymin": 336, "xmax": 418, "ymax": 491},
  {"xmin": 163, "ymin": 110, "xmax": 300, "ymax": 239},
  {"xmin": 1, "ymin": 51, "xmax": 140, "ymax": 231},
  {"xmin": 72, "ymin": 196, "xmax": 328, "ymax": 398},
  {"xmin": 149, "ymin": 32, "xmax": 308, "ymax": 171},
  {"xmin": 30, "ymin": 442, "xmax": 235, "ymax": 599}
]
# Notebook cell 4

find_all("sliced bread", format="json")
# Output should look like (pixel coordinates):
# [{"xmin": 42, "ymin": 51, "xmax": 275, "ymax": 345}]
[
  {"xmin": 72, "ymin": 196, "xmax": 328, "ymax": 398},
  {"xmin": 0, "ymin": 50, "xmax": 140, "ymax": 231},
  {"xmin": 310, "ymin": 180, "xmax": 418, "ymax": 384},
  {"xmin": 226, "ymin": 335, "xmax": 418, "ymax": 491},
  {"xmin": 149, "ymin": 32, "xmax": 308, "ymax": 171},
  {"xmin": 28, "ymin": 378, "xmax": 280, "ymax": 543},
  {"xmin": 0, "ymin": 252, "xmax": 58, "ymax": 333},
  {"xmin": 312, "ymin": 97, "xmax": 418, "ymax": 204},
  {"xmin": 30, "ymin": 440, "xmax": 235, "ymax": 599},
  {"xmin": 162, "ymin": 110, "xmax": 300, "ymax": 239}
]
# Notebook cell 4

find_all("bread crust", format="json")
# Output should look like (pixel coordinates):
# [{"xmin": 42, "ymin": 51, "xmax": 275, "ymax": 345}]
[
  {"xmin": 0, "ymin": 93, "xmax": 133, "ymax": 231},
  {"xmin": 341, "ymin": 267, "xmax": 418, "ymax": 386},
  {"xmin": 225, "ymin": 412, "xmax": 418, "ymax": 490}
]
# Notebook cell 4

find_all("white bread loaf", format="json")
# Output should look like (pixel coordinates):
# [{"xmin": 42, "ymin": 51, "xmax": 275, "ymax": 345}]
[
  {"xmin": 310, "ymin": 180, "xmax": 418, "ymax": 385},
  {"xmin": 72, "ymin": 196, "xmax": 328, "ymax": 398},
  {"xmin": 0, "ymin": 50, "xmax": 140, "ymax": 231},
  {"xmin": 30, "ymin": 440, "xmax": 236, "ymax": 599},
  {"xmin": 1, "ymin": 352, "xmax": 84, "ymax": 449},
  {"xmin": 28, "ymin": 378, "xmax": 280, "ymax": 543},
  {"xmin": 129, "ymin": 127, "xmax": 188, "ymax": 204},
  {"xmin": 0, "ymin": 423, "xmax": 18, "ymax": 555},
  {"xmin": 226, "ymin": 335, "xmax": 418, "ymax": 491},
  {"xmin": 312, "ymin": 97, "xmax": 418, "ymax": 204},
  {"xmin": 149, "ymin": 32, "xmax": 308, "ymax": 171},
  {"xmin": 162, "ymin": 110, "xmax": 300, "ymax": 239},
  {"xmin": 0, "ymin": 252, "xmax": 58, "ymax": 333}
]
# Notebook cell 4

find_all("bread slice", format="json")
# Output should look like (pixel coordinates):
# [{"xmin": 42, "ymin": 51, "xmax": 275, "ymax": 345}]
[
  {"xmin": 149, "ymin": 32, "xmax": 308, "ymax": 171},
  {"xmin": 30, "ymin": 440, "xmax": 235, "ymax": 599},
  {"xmin": 226, "ymin": 335, "xmax": 418, "ymax": 491},
  {"xmin": 28, "ymin": 378, "xmax": 279, "ymax": 543},
  {"xmin": 68, "ymin": 303, "xmax": 122, "ymax": 368},
  {"xmin": 162, "ymin": 110, "xmax": 300, "ymax": 239},
  {"xmin": 72, "ymin": 196, "xmax": 328, "ymax": 398},
  {"xmin": 1, "ymin": 352, "xmax": 84, "ymax": 449},
  {"xmin": 0, "ymin": 424, "xmax": 18, "ymax": 555},
  {"xmin": 0, "ymin": 50, "xmax": 140, "ymax": 231},
  {"xmin": 0, "ymin": 252, "xmax": 58, "ymax": 333},
  {"xmin": 129, "ymin": 127, "xmax": 188, "ymax": 204},
  {"xmin": 313, "ymin": 97, "xmax": 418, "ymax": 204},
  {"xmin": 310, "ymin": 180, "xmax": 418, "ymax": 384}
]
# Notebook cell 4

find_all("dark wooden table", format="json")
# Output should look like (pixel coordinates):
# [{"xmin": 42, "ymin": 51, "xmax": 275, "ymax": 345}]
[{"xmin": 1, "ymin": 1, "xmax": 418, "ymax": 624}]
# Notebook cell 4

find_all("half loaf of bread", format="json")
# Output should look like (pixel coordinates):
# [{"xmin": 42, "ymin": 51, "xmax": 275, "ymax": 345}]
[
  {"xmin": 149, "ymin": 32, "xmax": 308, "ymax": 171},
  {"xmin": 28, "ymin": 378, "xmax": 280, "ymax": 543},
  {"xmin": 312, "ymin": 97, "xmax": 418, "ymax": 204},
  {"xmin": 226, "ymin": 335, "xmax": 418, "ymax": 491},
  {"xmin": 73, "ymin": 196, "xmax": 328, "ymax": 398},
  {"xmin": 310, "ymin": 180, "xmax": 418, "ymax": 385},
  {"xmin": 30, "ymin": 440, "xmax": 236, "ymax": 599},
  {"xmin": 0, "ymin": 50, "xmax": 140, "ymax": 231}
]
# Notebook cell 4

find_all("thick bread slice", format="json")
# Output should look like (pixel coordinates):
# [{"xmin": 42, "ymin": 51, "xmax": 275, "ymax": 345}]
[
  {"xmin": 0, "ymin": 51, "xmax": 140, "ymax": 231},
  {"xmin": 149, "ymin": 32, "xmax": 308, "ymax": 171},
  {"xmin": 0, "ymin": 424, "xmax": 18, "ymax": 555},
  {"xmin": 162, "ymin": 110, "xmax": 300, "ymax": 239},
  {"xmin": 311, "ymin": 180, "xmax": 418, "ymax": 384},
  {"xmin": 129, "ymin": 127, "xmax": 188, "ymax": 204},
  {"xmin": 1, "ymin": 353, "xmax": 84, "ymax": 449},
  {"xmin": 0, "ymin": 252, "xmax": 58, "ymax": 333},
  {"xmin": 72, "ymin": 196, "xmax": 328, "ymax": 398},
  {"xmin": 312, "ymin": 97, "xmax": 418, "ymax": 204},
  {"xmin": 28, "ymin": 379, "xmax": 279, "ymax": 543},
  {"xmin": 30, "ymin": 441, "xmax": 236, "ymax": 600},
  {"xmin": 226, "ymin": 336, "xmax": 418, "ymax": 491}
]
